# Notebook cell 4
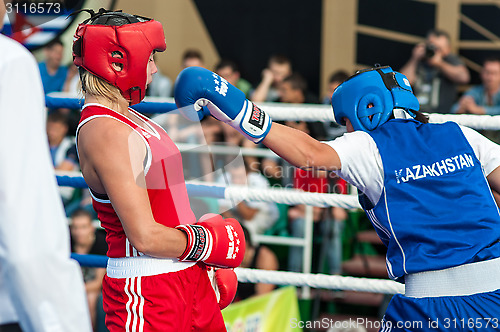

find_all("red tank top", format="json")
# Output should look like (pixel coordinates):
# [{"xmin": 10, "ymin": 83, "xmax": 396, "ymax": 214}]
[{"xmin": 76, "ymin": 103, "xmax": 196, "ymax": 258}]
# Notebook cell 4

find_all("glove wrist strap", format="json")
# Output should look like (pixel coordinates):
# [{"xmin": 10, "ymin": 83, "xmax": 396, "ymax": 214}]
[
  {"xmin": 176, "ymin": 224, "xmax": 213, "ymax": 261},
  {"xmin": 237, "ymin": 100, "xmax": 272, "ymax": 143}
]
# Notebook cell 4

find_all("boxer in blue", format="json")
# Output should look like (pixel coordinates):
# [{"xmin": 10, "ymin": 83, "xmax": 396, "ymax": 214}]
[{"xmin": 175, "ymin": 65, "xmax": 500, "ymax": 331}]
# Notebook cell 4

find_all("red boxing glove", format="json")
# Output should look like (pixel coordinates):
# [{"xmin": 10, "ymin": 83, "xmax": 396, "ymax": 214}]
[
  {"xmin": 176, "ymin": 213, "xmax": 245, "ymax": 268},
  {"xmin": 207, "ymin": 267, "xmax": 238, "ymax": 310}
]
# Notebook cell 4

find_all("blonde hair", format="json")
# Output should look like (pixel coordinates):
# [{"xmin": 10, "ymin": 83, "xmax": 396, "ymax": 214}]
[{"xmin": 80, "ymin": 70, "xmax": 124, "ymax": 105}]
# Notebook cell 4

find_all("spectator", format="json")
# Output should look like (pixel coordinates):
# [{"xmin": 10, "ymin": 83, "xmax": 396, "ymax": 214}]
[
  {"xmin": 181, "ymin": 48, "xmax": 204, "ymax": 68},
  {"xmin": 70, "ymin": 209, "xmax": 108, "ymax": 331},
  {"xmin": 279, "ymin": 73, "xmax": 327, "ymax": 140},
  {"xmin": 38, "ymin": 38, "xmax": 68, "ymax": 94},
  {"xmin": 328, "ymin": 205, "xmax": 348, "ymax": 274},
  {"xmin": 236, "ymin": 225, "xmax": 278, "ymax": 301},
  {"xmin": 289, "ymin": 168, "xmax": 347, "ymax": 275},
  {"xmin": 323, "ymin": 71, "xmax": 350, "ymax": 140},
  {"xmin": 147, "ymin": 54, "xmax": 173, "ymax": 97},
  {"xmin": 47, "ymin": 110, "xmax": 78, "ymax": 172},
  {"xmin": 63, "ymin": 62, "xmax": 81, "ymax": 95},
  {"xmin": 400, "ymin": 29, "xmax": 469, "ymax": 113},
  {"xmin": 251, "ymin": 54, "xmax": 292, "ymax": 102},
  {"xmin": 279, "ymin": 72, "xmax": 318, "ymax": 104},
  {"xmin": 452, "ymin": 56, "xmax": 500, "ymax": 115},
  {"xmin": 47, "ymin": 110, "xmax": 79, "ymax": 207},
  {"xmin": 322, "ymin": 70, "xmax": 350, "ymax": 104},
  {"xmin": 288, "ymin": 205, "xmax": 328, "ymax": 272},
  {"xmin": 218, "ymin": 161, "xmax": 279, "ymax": 236},
  {"xmin": 215, "ymin": 59, "xmax": 253, "ymax": 98}
]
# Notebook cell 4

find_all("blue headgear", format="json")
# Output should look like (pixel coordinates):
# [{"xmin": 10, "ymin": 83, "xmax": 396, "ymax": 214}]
[{"xmin": 331, "ymin": 66, "xmax": 420, "ymax": 132}]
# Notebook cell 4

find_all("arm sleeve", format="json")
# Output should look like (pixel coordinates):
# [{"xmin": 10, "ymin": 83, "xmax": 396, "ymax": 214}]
[
  {"xmin": 445, "ymin": 54, "xmax": 465, "ymax": 66},
  {"xmin": 322, "ymin": 131, "xmax": 384, "ymax": 205},
  {"xmin": 482, "ymin": 106, "xmax": 500, "ymax": 116},
  {"xmin": 460, "ymin": 125, "xmax": 500, "ymax": 175}
]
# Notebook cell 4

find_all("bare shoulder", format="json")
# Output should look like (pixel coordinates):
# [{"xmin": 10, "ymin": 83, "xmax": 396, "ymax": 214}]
[
  {"xmin": 79, "ymin": 117, "xmax": 132, "ymax": 148},
  {"xmin": 78, "ymin": 117, "xmax": 147, "ymax": 192},
  {"xmin": 78, "ymin": 117, "xmax": 145, "ymax": 159}
]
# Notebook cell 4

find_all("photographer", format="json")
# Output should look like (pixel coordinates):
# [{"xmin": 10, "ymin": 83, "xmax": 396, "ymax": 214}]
[{"xmin": 400, "ymin": 29, "xmax": 469, "ymax": 113}]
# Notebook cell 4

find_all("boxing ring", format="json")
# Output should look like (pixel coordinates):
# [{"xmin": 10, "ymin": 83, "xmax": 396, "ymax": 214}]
[
  {"xmin": 49, "ymin": 93, "xmax": 500, "ymax": 327},
  {"xmin": 47, "ymin": 92, "xmax": 500, "ymax": 127}
]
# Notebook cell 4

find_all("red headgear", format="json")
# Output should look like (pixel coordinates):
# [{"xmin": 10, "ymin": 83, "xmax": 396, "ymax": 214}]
[{"xmin": 73, "ymin": 10, "xmax": 166, "ymax": 105}]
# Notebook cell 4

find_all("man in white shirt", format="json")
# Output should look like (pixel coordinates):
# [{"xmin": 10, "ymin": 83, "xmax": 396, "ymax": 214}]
[{"xmin": 0, "ymin": 1, "xmax": 92, "ymax": 331}]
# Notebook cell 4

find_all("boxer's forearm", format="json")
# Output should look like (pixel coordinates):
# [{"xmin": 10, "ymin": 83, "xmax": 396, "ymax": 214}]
[{"xmin": 262, "ymin": 122, "xmax": 341, "ymax": 171}]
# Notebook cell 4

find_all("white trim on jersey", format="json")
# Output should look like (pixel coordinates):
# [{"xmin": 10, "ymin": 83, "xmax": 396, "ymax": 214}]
[
  {"xmin": 366, "ymin": 209, "xmax": 391, "ymax": 240},
  {"xmin": 76, "ymin": 113, "xmax": 153, "ymax": 176},
  {"xmin": 129, "ymin": 108, "xmax": 161, "ymax": 140},
  {"xmin": 89, "ymin": 190, "xmax": 111, "ymax": 204},
  {"xmin": 384, "ymin": 189, "xmax": 408, "ymax": 275},
  {"xmin": 126, "ymin": 238, "xmax": 131, "ymax": 258},
  {"xmin": 386, "ymin": 256, "xmax": 396, "ymax": 280}
]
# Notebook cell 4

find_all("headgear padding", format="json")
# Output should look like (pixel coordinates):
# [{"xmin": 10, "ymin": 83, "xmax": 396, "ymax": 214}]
[
  {"xmin": 331, "ymin": 66, "xmax": 419, "ymax": 132},
  {"xmin": 73, "ymin": 11, "xmax": 166, "ymax": 105}
]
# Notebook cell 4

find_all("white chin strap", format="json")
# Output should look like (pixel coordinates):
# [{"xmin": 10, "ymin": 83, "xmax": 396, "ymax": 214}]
[{"xmin": 393, "ymin": 108, "xmax": 415, "ymax": 119}]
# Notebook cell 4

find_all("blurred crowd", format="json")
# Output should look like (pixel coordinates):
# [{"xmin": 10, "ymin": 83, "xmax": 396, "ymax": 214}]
[{"xmin": 39, "ymin": 28, "xmax": 500, "ymax": 329}]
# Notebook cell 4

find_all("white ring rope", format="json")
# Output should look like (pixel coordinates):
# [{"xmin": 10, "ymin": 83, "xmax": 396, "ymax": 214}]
[
  {"xmin": 235, "ymin": 268, "xmax": 404, "ymax": 295},
  {"xmin": 427, "ymin": 113, "xmax": 500, "ymax": 130},
  {"xmin": 47, "ymin": 93, "xmax": 500, "ymax": 129},
  {"xmin": 225, "ymin": 185, "xmax": 360, "ymax": 209},
  {"xmin": 258, "ymin": 102, "xmax": 335, "ymax": 122},
  {"xmin": 57, "ymin": 171, "xmax": 361, "ymax": 209},
  {"xmin": 259, "ymin": 102, "xmax": 500, "ymax": 130},
  {"xmin": 196, "ymin": 182, "xmax": 361, "ymax": 209},
  {"xmin": 176, "ymin": 143, "xmax": 278, "ymax": 158}
]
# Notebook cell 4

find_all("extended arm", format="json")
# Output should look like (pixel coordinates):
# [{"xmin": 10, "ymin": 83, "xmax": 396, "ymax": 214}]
[
  {"xmin": 262, "ymin": 122, "xmax": 341, "ymax": 170},
  {"xmin": 174, "ymin": 67, "xmax": 341, "ymax": 171}
]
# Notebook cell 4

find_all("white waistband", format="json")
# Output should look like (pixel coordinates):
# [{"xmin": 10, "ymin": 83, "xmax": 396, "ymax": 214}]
[
  {"xmin": 405, "ymin": 257, "xmax": 500, "ymax": 298},
  {"xmin": 107, "ymin": 256, "xmax": 196, "ymax": 279}
]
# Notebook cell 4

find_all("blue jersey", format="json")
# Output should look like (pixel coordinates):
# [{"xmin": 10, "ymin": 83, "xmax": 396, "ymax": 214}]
[{"xmin": 360, "ymin": 119, "xmax": 500, "ymax": 280}]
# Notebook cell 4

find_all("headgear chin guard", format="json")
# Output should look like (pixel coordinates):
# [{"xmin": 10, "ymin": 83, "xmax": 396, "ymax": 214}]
[
  {"xmin": 331, "ymin": 66, "xmax": 420, "ymax": 132},
  {"xmin": 72, "ymin": 10, "xmax": 166, "ymax": 105}
]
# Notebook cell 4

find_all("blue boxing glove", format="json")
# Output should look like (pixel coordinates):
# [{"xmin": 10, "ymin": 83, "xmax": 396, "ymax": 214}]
[{"xmin": 174, "ymin": 66, "xmax": 272, "ymax": 143}]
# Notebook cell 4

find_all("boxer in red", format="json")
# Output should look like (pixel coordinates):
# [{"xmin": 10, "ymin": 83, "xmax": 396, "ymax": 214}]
[{"xmin": 73, "ymin": 9, "xmax": 245, "ymax": 331}]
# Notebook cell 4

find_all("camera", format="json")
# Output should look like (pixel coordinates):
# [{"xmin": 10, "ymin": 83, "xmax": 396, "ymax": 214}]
[{"xmin": 424, "ymin": 43, "xmax": 437, "ymax": 59}]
